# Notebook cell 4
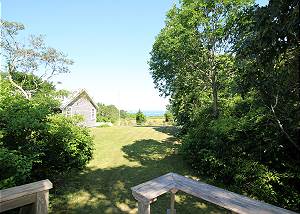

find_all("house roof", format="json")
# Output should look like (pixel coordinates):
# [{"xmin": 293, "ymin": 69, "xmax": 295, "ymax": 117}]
[{"xmin": 60, "ymin": 89, "xmax": 98, "ymax": 109}]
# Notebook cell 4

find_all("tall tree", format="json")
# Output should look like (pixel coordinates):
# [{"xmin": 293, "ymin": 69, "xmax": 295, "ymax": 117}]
[
  {"xmin": 232, "ymin": 0, "xmax": 300, "ymax": 152},
  {"xmin": 149, "ymin": 0, "xmax": 252, "ymax": 119},
  {"xmin": 0, "ymin": 20, "xmax": 73, "ymax": 99}
]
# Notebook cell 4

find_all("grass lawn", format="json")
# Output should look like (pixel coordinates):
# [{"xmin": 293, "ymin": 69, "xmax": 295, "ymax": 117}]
[{"xmin": 50, "ymin": 126, "xmax": 228, "ymax": 214}]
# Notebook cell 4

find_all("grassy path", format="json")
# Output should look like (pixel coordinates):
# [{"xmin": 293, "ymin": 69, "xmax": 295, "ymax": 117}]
[{"xmin": 50, "ymin": 126, "xmax": 227, "ymax": 214}]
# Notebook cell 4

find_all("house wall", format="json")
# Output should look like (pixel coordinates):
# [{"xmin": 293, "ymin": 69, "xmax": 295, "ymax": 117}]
[{"xmin": 62, "ymin": 93, "xmax": 97, "ymax": 127}]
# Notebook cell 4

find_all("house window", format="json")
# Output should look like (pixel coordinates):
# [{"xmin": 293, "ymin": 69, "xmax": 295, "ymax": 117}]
[
  {"xmin": 91, "ymin": 108, "xmax": 95, "ymax": 120},
  {"xmin": 66, "ymin": 107, "xmax": 72, "ymax": 116}
]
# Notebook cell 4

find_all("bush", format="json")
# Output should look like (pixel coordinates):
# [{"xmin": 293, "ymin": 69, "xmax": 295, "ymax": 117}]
[
  {"xmin": 96, "ymin": 103, "xmax": 119, "ymax": 123},
  {"xmin": 136, "ymin": 110, "xmax": 146, "ymax": 125},
  {"xmin": 0, "ymin": 147, "xmax": 32, "ymax": 189},
  {"xmin": 180, "ymin": 98, "xmax": 300, "ymax": 210},
  {"xmin": 0, "ymin": 78, "xmax": 94, "ymax": 185},
  {"xmin": 39, "ymin": 114, "xmax": 94, "ymax": 174}
]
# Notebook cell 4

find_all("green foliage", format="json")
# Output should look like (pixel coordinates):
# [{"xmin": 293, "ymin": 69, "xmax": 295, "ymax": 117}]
[
  {"xmin": 151, "ymin": 0, "xmax": 300, "ymax": 211},
  {"xmin": 0, "ymin": 75, "xmax": 94, "ymax": 188},
  {"xmin": 41, "ymin": 114, "xmax": 94, "ymax": 172},
  {"xmin": 0, "ymin": 20, "xmax": 73, "ymax": 99},
  {"xmin": 96, "ymin": 103, "xmax": 119, "ymax": 123},
  {"xmin": 180, "ymin": 96, "xmax": 300, "ymax": 209},
  {"xmin": 0, "ymin": 147, "xmax": 32, "ymax": 189},
  {"xmin": 0, "ymin": 20, "xmax": 92, "ymax": 190},
  {"xmin": 164, "ymin": 111, "xmax": 173, "ymax": 123},
  {"xmin": 136, "ymin": 110, "xmax": 146, "ymax": 125},
  {"xmin": 120, "ymin": 110, "xmax": 128, "ymax": 119}
]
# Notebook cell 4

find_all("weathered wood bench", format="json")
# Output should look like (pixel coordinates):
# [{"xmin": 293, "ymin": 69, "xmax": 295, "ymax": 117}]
[
  {"xmin": 131, "ymin": 173, "xmax": 297, "ymax": 214},
  {"xmin": 0, "ymin": 180, "xmax": 52, "ymax": 214}
]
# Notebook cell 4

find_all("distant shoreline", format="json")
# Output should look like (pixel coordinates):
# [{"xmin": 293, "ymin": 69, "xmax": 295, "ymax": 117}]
[{"xmin": 128, "ymin": 110, "xmax": 165, "ymax": 117}]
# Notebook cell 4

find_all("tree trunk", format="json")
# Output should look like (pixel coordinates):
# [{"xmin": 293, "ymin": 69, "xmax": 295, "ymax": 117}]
[
  {"xmin": 8, "ymin": 64, "xmax": 30, "ymax": 99},
  {"xmin": 211, "ymin": 70, "xmax": 218, "ymax": 118}
]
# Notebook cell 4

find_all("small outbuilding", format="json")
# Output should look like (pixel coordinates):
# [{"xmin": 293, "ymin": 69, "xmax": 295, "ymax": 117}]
[{"xmin": 61, "ymin": 89, "xmax": 98, "ymax": 127}]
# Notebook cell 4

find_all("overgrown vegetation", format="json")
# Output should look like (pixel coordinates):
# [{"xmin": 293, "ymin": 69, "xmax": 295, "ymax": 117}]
[
  {"xmin": 150, "ymin": 0, "xmax": 299, "ymax": 211},
  {"xmin": 0, "ymin": 20, "xmax": 94, "ymax": 189}
]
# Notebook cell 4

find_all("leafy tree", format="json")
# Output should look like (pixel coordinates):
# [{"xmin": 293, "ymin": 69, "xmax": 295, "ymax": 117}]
[
  {"xmin": 232, "ymin": 0, "xmax": 300, "ymax": 153},
  {"xmin": 149, "ymin": 0, "xmax": 251, "ymax": 119},
  {"xmin": 0, "ymin": 23, "xmax": 93, "ymax": 188},
  {"xmin": 96, "ymin": 103, "xmax": 120, "ymax": 123},
  {"xmin": 150, "ymin": 0, "xmax": 300, "ymax": 211},
  {"xmin": 0, "ymin": 20, "xmax": 73, "ymax": 99},
  {"xmin": 136, "ymin": 110, "xmax": 146, "ymax": 125},
  {"xmin": 0, "ymin": 77, "xmax": 94, "ymax": 186},
  {"xmin": 120, "ymin": 110, "xmax": 128, "ymax": 119}
]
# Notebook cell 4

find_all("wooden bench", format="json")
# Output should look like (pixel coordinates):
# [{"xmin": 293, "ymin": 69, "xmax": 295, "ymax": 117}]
[
  {"xmin": 131, "ymin": 173, "xmax": 297, "ymax": 214},
  {"xmin": 0, "ymin": 180, "xmax": 53, "ymax": 214}
]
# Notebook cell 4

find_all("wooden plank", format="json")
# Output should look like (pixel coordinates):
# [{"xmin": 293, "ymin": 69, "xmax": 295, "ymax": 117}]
[
  {"xmin": 0, "ymin": 180, "xmax": 52, "ymax": 203},
  {"xmin": 173, "ymin": 173, "xmax": 297, "ymax": 214},
  {"xmin": 131, "ymin": 173, "xmax": 298, "ymax": 214},
  {"xmin": 131, "ymin": 173, "xmax": 175, "ymax": 201},
  {"xmin": 0, "ymin": 193, "xmax": 36, "ymax": 212},
  {"xmin": 132, "ymin": 173, "xmax": 174, "ymax": 191},
  {"xmin": 176, "ymin": 173, "xmax": 299, "ymax": 214}
]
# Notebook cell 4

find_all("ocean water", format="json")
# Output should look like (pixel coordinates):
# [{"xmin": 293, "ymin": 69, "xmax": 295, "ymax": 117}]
[
  {"xmin": 144, "ymin": 111, "xmax": 165, "ymax": 116},
  {"xmin": 128, "ymin": 110, "xmax": 165, "ymax": 116}
]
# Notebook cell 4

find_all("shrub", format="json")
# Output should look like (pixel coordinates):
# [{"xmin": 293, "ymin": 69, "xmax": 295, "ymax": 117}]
[
  {"xmin": 0, "ymin": 78, "xmax": 94, "ymax": 184},
  {"xmin": 136, "ymin": 110, "xmax": 146, "ymax": 125},
  {"xmin": 180, "ymin": 95, "xmax": 300, "ymax": 211},
  {"xmin": 39, "ymin": 114, "xmax": 94, "ymax": 173},
  {"xmin": 0, "ymin": 147, "xmax": 32, "ymax": 189}
]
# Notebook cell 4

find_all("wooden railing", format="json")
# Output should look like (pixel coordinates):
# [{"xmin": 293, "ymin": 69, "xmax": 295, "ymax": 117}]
[
  {"xmin": 0, "ymin": 180, "xmax": 52, "ymax": 214},
  {"xmin": 131, "ymin": 173, "xmax": 297, "ymax": 214}
]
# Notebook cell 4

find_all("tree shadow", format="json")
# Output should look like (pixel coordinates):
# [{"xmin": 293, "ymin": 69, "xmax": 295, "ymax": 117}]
[
  {"xmin": 153, "ymin": 126, "xmax": 179, "ymax": 136},
  {"xmin": 50, "ymin": 128, "xmax": 228, "ymax": 213}
]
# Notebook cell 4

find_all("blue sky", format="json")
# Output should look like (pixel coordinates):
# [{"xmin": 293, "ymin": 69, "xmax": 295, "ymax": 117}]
[{"xmin": 1, "ymin": 0, "xmax": 268, "ymax": 111}]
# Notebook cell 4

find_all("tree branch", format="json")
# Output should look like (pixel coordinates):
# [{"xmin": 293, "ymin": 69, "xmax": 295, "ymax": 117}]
[
  {"xmin": 7, "ymin": 64, "xmax": 30, "ymax": 99},
  {"xmin": 270, "ymin": 95, "xmax": 300, "ymax": 152}
]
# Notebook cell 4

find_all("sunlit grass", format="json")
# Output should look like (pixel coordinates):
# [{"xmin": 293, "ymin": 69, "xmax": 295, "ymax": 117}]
[{"xmin": 50, "ymin": 126, "xmax": 228, "ymax": 213}]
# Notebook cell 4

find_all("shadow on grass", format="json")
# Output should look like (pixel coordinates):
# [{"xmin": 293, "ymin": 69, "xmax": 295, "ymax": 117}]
[
  {"xmin": 134, "ymin": 125, "xmax": 179, "ymax": 136},
  {"xmin": 50, "ymin": 132, "xmax": 228, "ymax": 213},
  {"xmin": 153, "ymin": 126, "xmax": 179, "ymax": 136}
]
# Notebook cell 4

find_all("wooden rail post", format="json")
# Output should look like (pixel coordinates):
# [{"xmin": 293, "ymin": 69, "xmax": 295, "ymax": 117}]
[
  {"xmin": 167, "ymin": 188, "xmax": 178, "ymax": 214},
  {"xmin": 137, "ymin": 201, "xmax": 150, "ymax": 214},
  {"xmin": 0, "ymin": 179, "xmax": 52, "ymax": 214}
]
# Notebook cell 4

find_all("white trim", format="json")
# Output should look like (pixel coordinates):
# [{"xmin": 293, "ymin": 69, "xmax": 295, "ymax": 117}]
[{"xmin": 61, "ymin": 89, "xmax": 98, "ymax": 110}]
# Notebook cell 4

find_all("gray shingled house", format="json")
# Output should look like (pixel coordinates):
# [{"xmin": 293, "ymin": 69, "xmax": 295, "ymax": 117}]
[{"xmin": 61, "ymin": 89, "xmax": 98, "ymax": 127}]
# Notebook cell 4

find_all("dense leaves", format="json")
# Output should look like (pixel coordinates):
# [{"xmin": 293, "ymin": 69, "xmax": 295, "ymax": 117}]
[
  {"xmin": 96, "ymin": 103, "xmax": 120, "ymax": 123},
  {"xmin": 136, "ymin": 110, "xmax": 146, "ymax": 125},
  {"xmin": 0, "ymin": 72, "xmax": 93, "ymax": 189},
  {"xmin": 0, "ymin": 147, "xmax": 33, "ymax": 189},
  {"xmin": 150, "ymin": 0, "xmax": 299, "ymax": 211}
]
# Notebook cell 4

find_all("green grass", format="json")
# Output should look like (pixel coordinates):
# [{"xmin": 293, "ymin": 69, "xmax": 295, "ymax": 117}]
[{"xmin": 50, "ymin": 126, "xmax": 228, "ymax": 214}]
